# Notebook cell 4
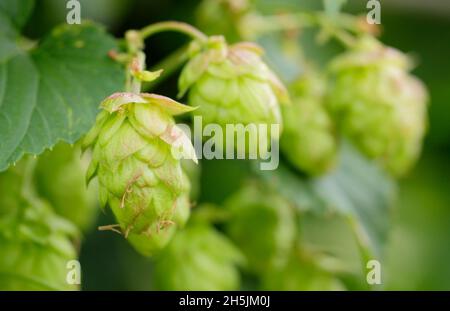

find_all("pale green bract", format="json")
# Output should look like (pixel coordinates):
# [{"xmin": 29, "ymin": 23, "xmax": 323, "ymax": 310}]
[
  {"xmin": 82, "ymin": 92, "xmax": 197, "ymax": 256},
  {"xmin": 34, "ymin": 143, "xmax": 98, "ymax": 232},
  {"xmin": 262, "ymin": 252, "xmax": 345, "ymax": 291},
  {"xmin": 178, "ymin": 36, "xmax": 288, "ymax": 152},
  {"xmin": 281, "ymin": 72, "xmax": 338, "ymax": 175},
  {"xmin": 328, "ymin": 37, "xmax": 428, "ymax": 176},
  {"xmin": 153, "ymin": 222, "xmax": 244, "ymax": 290},
  {"xmin": 224, "ymin": 183, "xmax": 296, "ymax": 274},
  {"xmin": 0, "ymin": 162, "xmax": 79, "ymax": 290}
]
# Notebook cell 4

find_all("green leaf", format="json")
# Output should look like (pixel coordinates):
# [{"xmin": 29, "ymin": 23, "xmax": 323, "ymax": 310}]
[
  {"xmin": 0, "ymin": 23, "xmax": 124, "ymax": 171},
  {"xmin": 251, "ymin": 161, "xmax": 326, "ymax": 213},
  {"xmin": 312, "ymin": 143, "xmax": 396, "ymax": 257},
  {"xmin": 0, "ymin": 0, "xmax": 35, "ymax": 34},
  {"xmin": 323, "ymin": 0, "xmax": 347, "ymax": 16},
  {"xmin": 253, "ymin": 142, "xmax": 395, "ymax": 258}
]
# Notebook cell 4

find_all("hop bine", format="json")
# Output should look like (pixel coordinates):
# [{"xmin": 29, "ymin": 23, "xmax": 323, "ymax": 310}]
[
  {"xmin": 327, "ymin": 37, "xmax": 428, "ymax": 176},
  {"xmin": 82, "ymin": 92, "xmax": 197, "ymax": 257},
  {"xmin": 178, "ymin": 36, "xmax": 289, "ymax": 153}
]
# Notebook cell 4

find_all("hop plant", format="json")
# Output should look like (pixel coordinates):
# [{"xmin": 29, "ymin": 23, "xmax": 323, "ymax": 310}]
[
  {"xmin": 327, "ymin": 37, "xmax": 428, "ymax": 176},
  {"xmin": 34, "ymin": 143, "xmax": 98, "ymax": 231},
  {"xmin": 82, "ymin": 92, "xmax": 197, "ymax": 257},
  {"xmin": 262, "ymin": 252, "xmax": 344, "ymax": 291},
  {"xmin": 153, "ymin": 222, "xmax": 244, "ymax": 290},
  {"xmin": 178, "ymin": 36, "xmax": 289, "ymax": 153},
  {"xmin": 281, "ymin": 72, "xmax": 338, "ymax": 175},
  {"xmin": 224, "ymin": 183, "xmax": 296, "ymax": 274},
  {"xmin": 0, "ymin": 161, "xmax": 79, "ymax": 290}
]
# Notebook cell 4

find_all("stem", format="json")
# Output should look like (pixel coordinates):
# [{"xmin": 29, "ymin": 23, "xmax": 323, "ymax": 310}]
[
  {"xmin": 122, "ymin": 22, "xmax": 207, "ymax": 93},
  {"xmin": 192, "ymin": 203, "xmax": 231, "ymax": 224},
  {"xmin": 239, "ymin": 12, "xmax": 316, "ymax": 38},
  {"xmin": 316, "ymin": 13, "xmax": 358, "ymax": 48},
  {"xmin": 330, "ymin": 28, "xmax": 357, "ymax": 48},
  {"xmin": 139, "ymin": 21, "xmax": 208, "ymax": 43},
  {"xmin": 142, "ymin": 44, "xmax": 190, "ymax": 92},
  {"xmin": 243, "ymin": 11, "xmax": 359, "ymax": 48},
  {"xmin": 346, "ymin": 215, "xmax": 379, "ymax": 290},
  {"xmin": 129, "ymin": 51, "xmax": 146, "ymax": 94}
]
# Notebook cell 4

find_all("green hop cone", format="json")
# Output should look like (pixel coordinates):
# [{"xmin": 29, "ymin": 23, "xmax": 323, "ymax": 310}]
[
  {"xmin": 224, "ymin": 183, "xmax": 296, "ymax": 274},
  {"xmin": 34, "ymin": 142, "xmax": 98, "ymax": 231},
  {"xmin": 153, "ymin": 221, "xmax": 244, "ymax": 291},
  {"xmin": 178, "ymin": 36, "xmax": 288, "ymax": 154},
  {"xmin": 281, "ymin": 72, "xmax": 338, "ymax": 175},
  {"xmin": 181, "ymin": 158, "xmax": 201, "ymax": 201},
  {"xmin": 196, "ymin": 0, "xmax": 254, "ymax": 42},
  {"xmin": 262, "ymin": 252, "xmax": 344, "ymax": 291},
  {"xmin": 0, "ymin": 161, "xmax": 79, "ymax": 290},
  {"xmin": 328, "ymin": 37, "xmax": 428, "ymax": 176},
  {"xmin": 82, "ymin": 92, "xmax": 197, "ymax": 256}
]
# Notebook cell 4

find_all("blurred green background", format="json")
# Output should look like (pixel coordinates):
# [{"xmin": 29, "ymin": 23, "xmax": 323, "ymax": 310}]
[{"xmin": 21, "ymin": 0, "xmax": 450, "ymax": 290}]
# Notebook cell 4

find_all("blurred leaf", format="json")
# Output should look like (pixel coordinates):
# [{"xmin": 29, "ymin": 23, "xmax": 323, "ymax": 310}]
[
  {"xmin": 312, "ymin": 143, "xmax": 396, "ymax": 257},
  {"xmin": 0, "ymin": 22, "xmax": 124, "ymax": 172},
  {"xmin": 0, "ymin": 0, "xmax": 34, "ymax": 32},
  {"xmin": 254, "ymin": 142, "xmax": 395, "ymax": 258},
  {"xmin": 252, "ymin": 162, "xmax": 326, "ymax": 213}
]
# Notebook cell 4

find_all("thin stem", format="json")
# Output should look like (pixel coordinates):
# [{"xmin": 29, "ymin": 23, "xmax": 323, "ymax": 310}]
[
  {"xmin": 139, "ymin": 21, "xmax": 208, "ymax": 43},
  {"xmin": 129, "ymin": 51, "xmax": 146, "ymax": 94},
  {"xmin": 192, "ymin": 203, "xmax": 231, "ymax": 224},
  {"xmin": 331, "ymin": 28, "xmax": 357, "ymax": 48},
  {"xmin": 142, "ymin": 44, "xmax": 190, "ymax": 92},
  {"xmin": 240, "ymin": 12, "xmax": 317, "ymax": 37},
  {"xmin": 316, "ymin": 13, "xmax": 358, "ymax": 48}
]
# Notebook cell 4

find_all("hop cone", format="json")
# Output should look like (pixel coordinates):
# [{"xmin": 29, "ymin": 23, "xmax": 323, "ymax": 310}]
[
  {"xmin": 181, "ymin": 158, "xmax": 201, "ymax": 201},
  {"xmin": 224, "ymin": 183, "xmax": 296, "ymax": 274},
  {"xmin": 262, "ymin": 252, "xmax": 344, "ymax": 291},
  {"xmin": 328, "ymin": 37, "xmax": 428, "ymax": 176},
  {"xmin": 82, "ymin": 92, "xmax": 197, "ymax": 256},
  {"xmin": 0, "ymin": 161, "xmax": 79, "ymax": 290},
  {"xmin": 196, "ymin": 0, "xmax": 254, "ymax": 42},
  {"xmin": 281, "ymin": 73, "xmax": 338, "ymax": 175},
  {"xmin": 153, "ymin": 222, "xmax": 244, "ymax": 290},
  {"xmin": 179, "ymin": 36, "xmax": 288, "ymax": 153},
  {"xmin": 34, "ymin": 142, "xmax": 98, "ymax": 231}
]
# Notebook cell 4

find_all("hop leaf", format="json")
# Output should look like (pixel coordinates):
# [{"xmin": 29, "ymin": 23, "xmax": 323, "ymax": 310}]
[
  {"xmin": 153, "ymin": 222, "xmax": 244, "ymax": 290},
  {"xmin": 82, "ymin": 92, "xmax": 197, "ymax": 256},
  {"xmin": 33, "ymin": 143, "xmax": 98, "ymax": 231},
  {"xmin": 224, "ymin": 183, "xmax": 296, "ymax": 274},
  {"xmin": 0, "ymin": 161, "xmax": 79, "ymax": 290},
  {"xmin": 281, "ymin": 72, "xmax": 338, "ymax": 175},
  {"xmin": 327, "ymin": 37, "xmax": 428, "ymax": 176},
  {"xmin": 178, "ymin": 36, "xmax": 288, "ymax": 153}
]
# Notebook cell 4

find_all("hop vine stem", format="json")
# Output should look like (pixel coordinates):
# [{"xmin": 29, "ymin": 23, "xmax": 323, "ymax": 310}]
[
  {"xmin": 122, "ymin": 22, "xmax": 207, "ymax": 93},
  {"xmin": 139, "ymin": 21, "xmax": 208, "ymax": 43}
]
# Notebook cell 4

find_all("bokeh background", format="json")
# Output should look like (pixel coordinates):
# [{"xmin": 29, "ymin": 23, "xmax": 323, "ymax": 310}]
[{"xmin": 21, "ymin": 0, "xmax": 450, "ymax": 290}]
